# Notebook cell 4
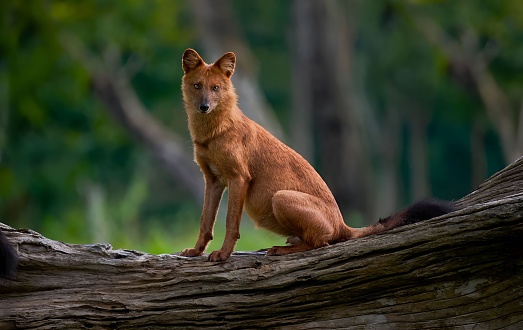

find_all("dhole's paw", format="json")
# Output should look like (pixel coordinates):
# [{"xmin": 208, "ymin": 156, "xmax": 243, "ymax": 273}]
[
  {"xmin": 267, "ymin": 243, "xmax": 314, "ymax": 256},
  {"xmin": 180, "ymin": 248, "xmax": 203, "ymax": 257},
  {"xmin": 266, "ymin": 246, "xmax": 286, "ymax": 256},
  {"xmin": 208, "ymin": 250, "xmax": 231, "ymax": 262}
]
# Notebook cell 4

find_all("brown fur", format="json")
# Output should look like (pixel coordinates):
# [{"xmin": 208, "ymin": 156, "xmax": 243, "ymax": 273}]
[
  {"xmin": 179, "ymin": 49, "xmax": 454, "ymax": 261},
  {"xmin": 180, "ymin": 49, "xmax": 356, "ymax": 261},
  {"xmin": 356, "ymin": 199, "xmax": 455, "ymax": 237}
]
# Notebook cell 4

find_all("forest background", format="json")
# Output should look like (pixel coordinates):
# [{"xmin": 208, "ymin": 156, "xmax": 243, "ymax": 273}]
[{"xmin": 1, "ymin": 0, "xmax": 521, "ymax": 254}]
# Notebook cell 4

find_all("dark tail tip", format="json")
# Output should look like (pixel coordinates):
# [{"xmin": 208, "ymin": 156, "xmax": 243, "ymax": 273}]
[
  {"xmin": 0, "ymin": 229, "xmax": 18, "ymax": 279},
  {"xmin": 379, "ymin": 198, "xmax": 455, "ymax": 228},
  {"xmin": 401, "ymin": 199, "xmax": 455, "ymax": 225}
]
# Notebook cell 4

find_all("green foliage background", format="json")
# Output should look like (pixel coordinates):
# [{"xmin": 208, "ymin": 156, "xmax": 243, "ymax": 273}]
[{"xmin": 0, "ymin": 0, "xmax": 520, "ymax": 253}]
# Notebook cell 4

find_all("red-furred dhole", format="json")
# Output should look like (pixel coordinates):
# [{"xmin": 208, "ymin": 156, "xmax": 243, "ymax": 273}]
[{"xmin": 179, "ymin": 49, "xmax": 453, "ymax": 262}]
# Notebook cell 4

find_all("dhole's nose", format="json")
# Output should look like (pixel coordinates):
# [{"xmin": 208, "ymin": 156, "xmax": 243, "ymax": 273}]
[{"xmin": 199, "ymin": 103, "xmax": 210, "ymax": 113}]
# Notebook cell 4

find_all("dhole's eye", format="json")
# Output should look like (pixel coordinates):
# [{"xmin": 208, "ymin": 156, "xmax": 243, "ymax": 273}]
[
  {"xmin": 212, "ymin": 85, "xmax": 219, "ymax": 91},
  {"xmin": 194, "ymin": 84, "xmax": 201, "ymax": 90}
]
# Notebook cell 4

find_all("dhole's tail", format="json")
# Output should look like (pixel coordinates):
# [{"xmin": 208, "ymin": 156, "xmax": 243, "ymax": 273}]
[
  {"xmin": 0, "ymin": 228, "xmax": 18, "ymax": 279},
  {"xmin": 355, "ymin": 199, "xmax": 455, "ymax": 238}
]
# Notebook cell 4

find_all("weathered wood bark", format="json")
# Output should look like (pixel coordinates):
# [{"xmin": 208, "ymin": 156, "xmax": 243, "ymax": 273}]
[{"xmin": 1, "ymin": 157, "xmax": 522, "ymax": 329}]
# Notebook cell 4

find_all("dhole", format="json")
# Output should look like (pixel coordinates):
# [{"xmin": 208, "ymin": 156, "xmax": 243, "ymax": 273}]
[{"xmin": 180, "ymin": 49, "xmax": 453, "ymax": 261}]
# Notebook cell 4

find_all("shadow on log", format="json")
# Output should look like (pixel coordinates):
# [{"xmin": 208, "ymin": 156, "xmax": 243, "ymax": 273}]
[{"xmin": 1, "ymin": 157, "xmax": 522, "ymax": 329}]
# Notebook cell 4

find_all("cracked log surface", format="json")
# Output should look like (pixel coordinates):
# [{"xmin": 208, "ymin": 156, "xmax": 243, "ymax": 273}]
[{"xmin": 1, "ymin": 157, "xmax": 522, "ymax": 329}]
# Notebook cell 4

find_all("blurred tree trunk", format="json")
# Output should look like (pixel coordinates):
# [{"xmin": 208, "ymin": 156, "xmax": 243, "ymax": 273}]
[
  {"xmin": 409, "ymin": 108, "xmax": 430, "ymax": 200},
  {"xmin": 289, "ymin": 3, "xmax": 314, "ymax": 161},
  {"xmin": 470, "ymin": 118, "xmax": 488, "ymax": 189},
  {"xmin": 290, "ymin": 0, "xmax": 370, "ymax": 218},
  {"xmin": 0, "ymin": 71, "xmax": 8, "ymax": 163},
  {"xmin": 374, "ymin": 105, "xmax": 402, "ymax": 218},
  {"xmin": 80, "ymin": 182, "xmax": 109, "ymax": 244},
  {"xmin": 189, "ymin": 0, "xmax": 283, "ymax": 139},
  {"xmin": 1, "ymin": 157, "xmax": 523, "ymax": 329},
  {"xmin": 411, "ymin": 13, "xmax": 523, "ymax": 164},
  {"xmin": 60, "ymin": 35, "xmax": 204, "ymax": 203},
  {"xmin": 90, "ymin": 72, "xmax": 204, "ymax": 203},
  {"xmin": 470, "ymin": 54, "xmax": 520, "ymax": 162}
]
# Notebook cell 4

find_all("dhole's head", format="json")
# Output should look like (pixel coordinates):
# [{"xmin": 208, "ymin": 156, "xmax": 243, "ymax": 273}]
[{"xmin": 182, "ymin": 49, "xmax": 236, "ymax": 115}]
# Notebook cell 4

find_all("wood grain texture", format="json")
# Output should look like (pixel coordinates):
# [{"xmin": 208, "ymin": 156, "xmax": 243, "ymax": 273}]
[{"xmin": 1, "ymin": 157, "xmax": 522, "ymax": 329}]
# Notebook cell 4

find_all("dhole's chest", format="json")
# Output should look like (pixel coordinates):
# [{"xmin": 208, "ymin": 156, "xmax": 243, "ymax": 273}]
[
  {"xmin": 208, "ymin": 162, "xmax": 223, "ymax": 178},
  {"xmin": 194, "ymin": 141, "xmax": 247, "ymax": 185}
]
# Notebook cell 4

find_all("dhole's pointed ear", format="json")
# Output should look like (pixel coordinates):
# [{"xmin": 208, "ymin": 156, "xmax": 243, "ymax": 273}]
[
  {"xmin": 214, "ymin": 52, "xmax": 236, "ymax": 78},
  {"xmin": 182, "ymin": 49, "xmax": 204, "ymax": 74}
]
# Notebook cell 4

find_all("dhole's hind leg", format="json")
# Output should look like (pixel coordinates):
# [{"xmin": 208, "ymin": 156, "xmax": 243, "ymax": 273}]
[{"xmin": 267, "ymin": 190, "xmax": 336, "ymax": 256}]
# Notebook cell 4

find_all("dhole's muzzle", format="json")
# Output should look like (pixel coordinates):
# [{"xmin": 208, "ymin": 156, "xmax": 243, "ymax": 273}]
[{"xmin": 198, "ymin": 99, "xmax": 211, "ymax": 114}]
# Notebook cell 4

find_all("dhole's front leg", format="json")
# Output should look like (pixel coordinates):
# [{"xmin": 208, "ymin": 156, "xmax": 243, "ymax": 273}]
[
  {"xmin": 208, "ymin": 177, "xmax": 249, "ymax": 262},
  {"xmin": 181, "ymin": 177, "xmax": 225, "ymax": 257}
]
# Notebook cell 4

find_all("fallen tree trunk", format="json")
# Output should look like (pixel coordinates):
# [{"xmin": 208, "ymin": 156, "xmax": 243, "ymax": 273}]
[{"xmin": 1, "ymin": 157, "xmax": 522, "ymax": 329}]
